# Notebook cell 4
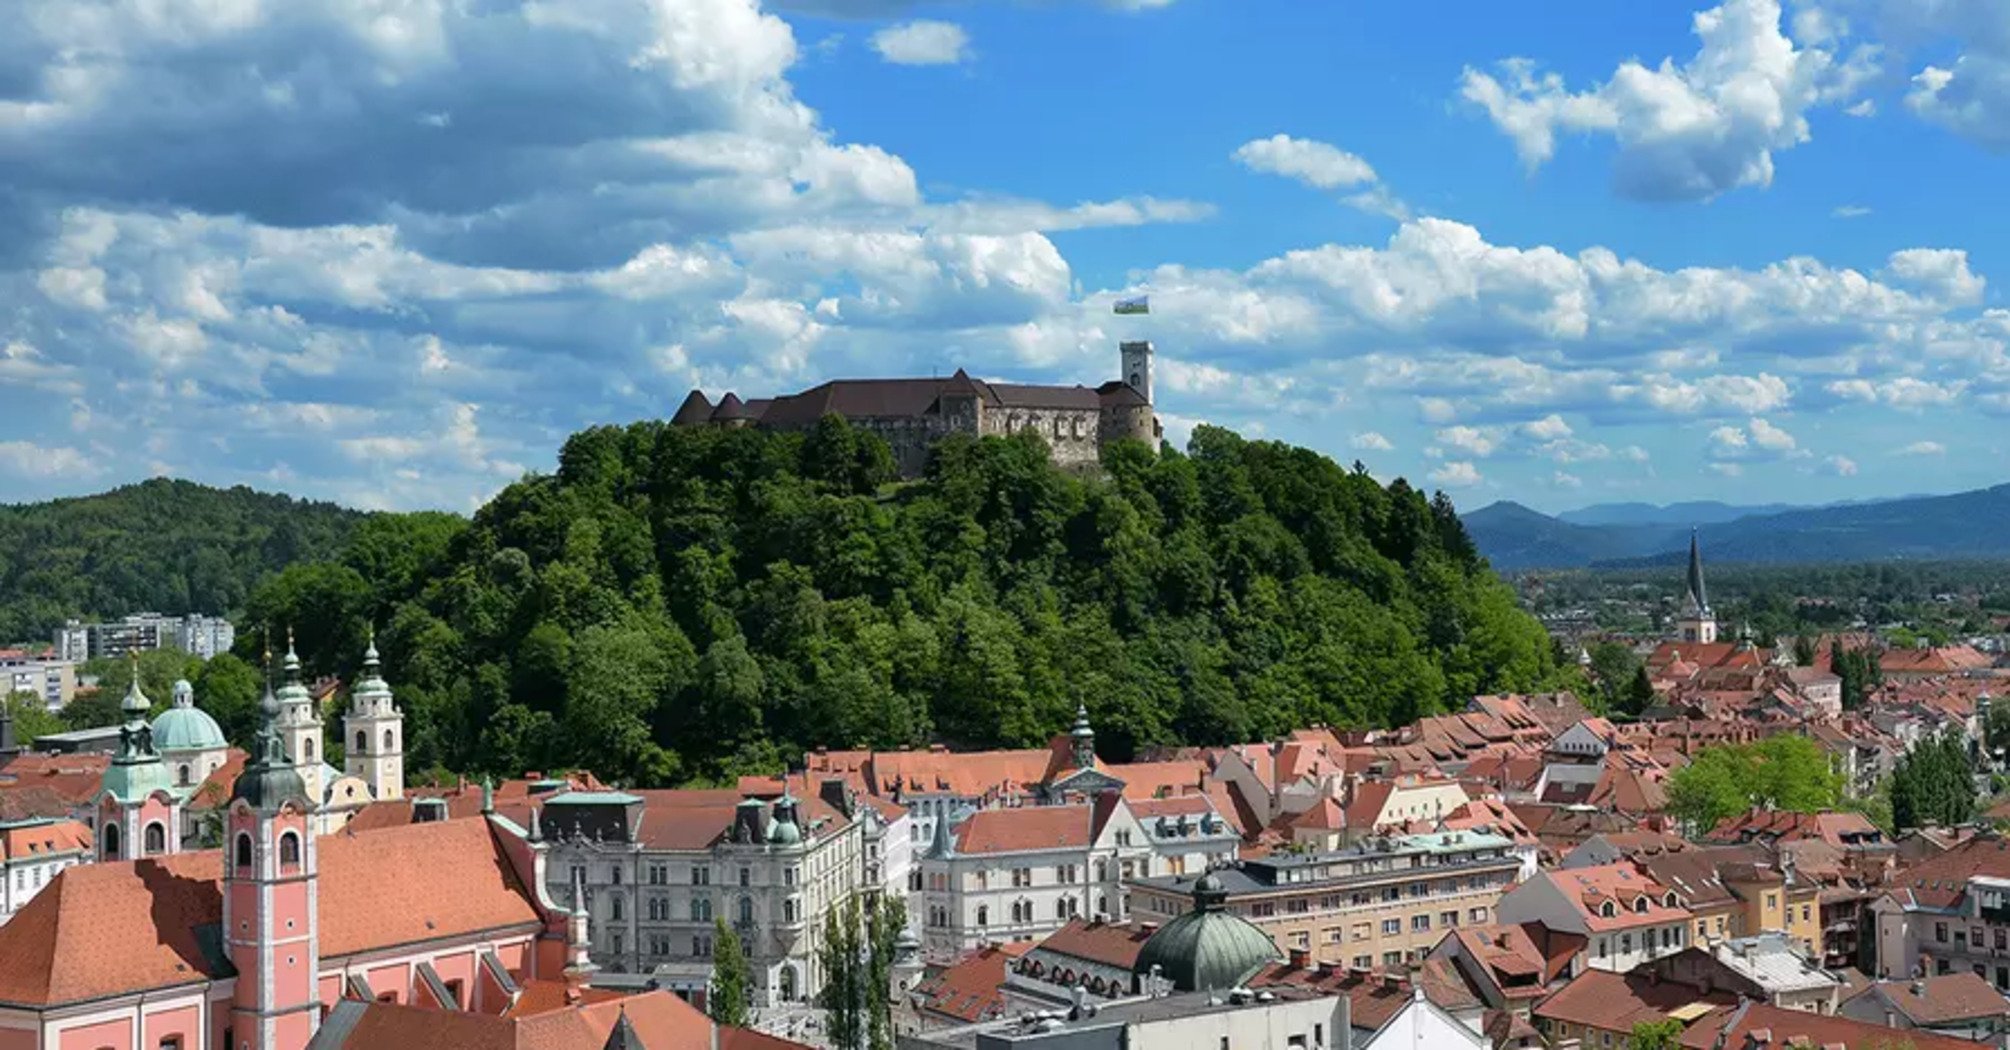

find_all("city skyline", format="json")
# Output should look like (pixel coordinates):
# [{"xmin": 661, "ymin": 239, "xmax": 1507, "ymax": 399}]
[{"xmin": 3, "ymin": 0, "xmax": 2008, "ymax": 513}]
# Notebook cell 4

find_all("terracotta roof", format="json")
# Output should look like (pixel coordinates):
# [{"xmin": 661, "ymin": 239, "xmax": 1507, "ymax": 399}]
[
  {"xmin": 913, "ymin": 944, "xmax": 1029, "ymax": 1023},
  {"xmin": 1535, "ymin": 969, "xmax": 1734, "ymax": 1034},
  {"xmin": 0, "ymin": 784, "xmax": 81, "ymax": 823},
  {"xmin": 1883, "ymin": 833, "xmax": 2010, "ymax": 910},
  {"xmin": 1879, "ymin": 645, "xmax": 1994, "ymax": 675},
  {"xmin": 1250, "ymin": 960, "xmax": 1482, "ymax": 1029},
  {"xmin": 1447, "ymin": 923, "xmax": 1583, "ymax": 999},
  {"xmin": 1105, "ymin": 760, "xmax": 1207, "ymax": 799},
  {"xmin": 313, "ymin": 987, "xmax": 754, "ymax": 1049},
  {"xmin": 1540, "ymin": 863, "xmax": 1689, "ymax": 931},
  {"xmin": 1680, "ymin": 1000, "xmax": 1979, "ymax": 1050},
  {"xmin": 1848, "ymin": 972, "xmax": 2010, "ymax": 1025},
  {"xmin": 1033, "ymin": 919, "xmax": 1154, "ymax": 971},
  {"xmin": 1705, "ymin": 808, "xmax": 1884, "ymax": 849},
  {"xmin": 184, "ymin": 750, "xmax": 249, "ymax": 813},
  {"xmin": 953, "ymin": 806, "xmax": 1090, "ymax": 855},
  {"xmin": 0, "ymin": 817, "xmax": 542, "ymax": 1006},
  {"xmin": 0, "ymin": 818, "xmax": 91, "ymax": 863}
]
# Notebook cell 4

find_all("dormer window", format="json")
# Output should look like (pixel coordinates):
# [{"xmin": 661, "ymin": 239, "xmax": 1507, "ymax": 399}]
[
  {"xmin": 1599, "ymin": 901, "xmax": 1616, "ymax": 918},
  {"xmin": 1634, "ymin": 896, "xmax": 1650, "ymax": 914},
  {"xmin": 1664, "ymin": 892, "xmax": 1680, "ymax": 907}
]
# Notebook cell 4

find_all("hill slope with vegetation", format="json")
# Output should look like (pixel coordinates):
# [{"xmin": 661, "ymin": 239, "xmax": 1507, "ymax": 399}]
[
  {"xmin": 246, "ymin": 420, "xmax": 1566, "ymax": 785},
  {"xmin": 0, "ymin": 478, "xmax": 366, "ymax": 642}
]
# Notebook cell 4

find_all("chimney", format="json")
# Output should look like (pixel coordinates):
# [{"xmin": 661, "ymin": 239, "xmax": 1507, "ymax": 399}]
[
  {"xmin": 1288, "ymin": 947, "xmax": 1310, "ymax": 970},
  {"xmin": 1912, "ymin": 980, "xmax": 1926, "ymax": 997}
]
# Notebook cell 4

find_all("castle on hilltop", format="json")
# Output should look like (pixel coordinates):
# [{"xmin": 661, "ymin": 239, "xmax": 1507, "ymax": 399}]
[{"xmin": 672, "ymin": 342, "xmax": 1162, "ymax": 476}]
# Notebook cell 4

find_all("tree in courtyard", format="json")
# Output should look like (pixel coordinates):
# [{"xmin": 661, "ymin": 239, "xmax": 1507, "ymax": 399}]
[
  {"xmin": 4, "ymin": 691, "xmax": 62, "ymax": 747},
  {"xmin": 1630, "ymin": 1018, "xmax": 1683, "ymax": 1050},
  {"xmin": 709, "ymin": 917, "xmax": 749, "ymax": 1028},
  {"xmin": 1891, "ymin": 727, "xmax": 1976, "ymax": 831},
  {"xmin": 866, "ymin": 895, "xmax": 907, "ymax": 1050},
  {"xmin": 1667, "ymin": 736, "xmax": 1842, "ymax": 833}
]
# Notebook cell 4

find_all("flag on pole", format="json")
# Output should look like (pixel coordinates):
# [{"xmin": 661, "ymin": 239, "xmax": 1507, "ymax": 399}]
[{"xmin": 1113, "ymin": 294, "xmax": 1149, "ymax": 315}]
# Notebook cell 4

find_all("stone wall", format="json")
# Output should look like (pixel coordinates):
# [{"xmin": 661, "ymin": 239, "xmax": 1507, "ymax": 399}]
[{"xmin": 979, "ymin": 407, "xmax": 1104, "ymax": 469}]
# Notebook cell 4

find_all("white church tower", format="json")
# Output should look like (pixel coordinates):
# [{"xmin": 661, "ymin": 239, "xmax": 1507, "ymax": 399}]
[
  {"xmin": 274, "ymin": 631, "xmax": 327, "ymax": 808},
  {"xmin": 343, "ymin": 631, "xmax": 405, "ymax": 802}
]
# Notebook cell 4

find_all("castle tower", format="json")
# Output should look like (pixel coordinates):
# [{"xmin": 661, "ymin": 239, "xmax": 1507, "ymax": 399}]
[
  {"xmin": 95, "ymin": 664, "xmax": 182, "ymax": 860},
  {"xmin": 225, "ymin": 670, "xmax": 321, "ymax": 1050},
  {"xmin": 343, "ymin": 631, "xmax": 405, "ymax": 802},
  {"xmin": 274, "ymin": 632, "xmax": 326, "ymax": 809},
  {"xmin": 1119, "ymin": 340, "xmax": 1153, "ymax": 404},
  {"xmin": 1676, "ymin": 529, "xmax": 1717, "ymax": 645}
]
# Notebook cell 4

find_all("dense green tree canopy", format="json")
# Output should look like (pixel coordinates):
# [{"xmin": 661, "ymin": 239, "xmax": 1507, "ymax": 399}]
[
  {"xmin": 1892, "ymin": 728, "xmax": 1976, "ymax": 831},
  {"xmin": 1667, "ymin": 736, "xmax": 1843, "ymax": 833},
  {"xmin": 239, "ymin": 420, "xmax": 1566, "ymax": 784},
  {"xmin": 0, "ymin": 478, "xmax": 362, "ymax": 642}
]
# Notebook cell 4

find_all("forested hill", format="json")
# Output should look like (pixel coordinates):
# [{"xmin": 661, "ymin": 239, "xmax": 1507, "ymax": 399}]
[
  {"xmin": 246, "ymin": 420, "xmax": 1566, "ymax": 786},
  {"xmin": 0, "ymin": 478, "xmax": 365, "ymax": 641}
]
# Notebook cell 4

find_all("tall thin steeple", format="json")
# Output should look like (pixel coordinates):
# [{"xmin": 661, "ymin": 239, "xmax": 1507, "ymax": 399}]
[
  {"xmin": 1677, "ymin": 528, "xmax": 1719, "ymax": 645},
  {"xmin": 1685, "ymin": 528, "xmax": 1710, "ymax": 616},
  {"xmin": 1070, "ymin": 703, "xmax": 1096, "ymax": 770}
]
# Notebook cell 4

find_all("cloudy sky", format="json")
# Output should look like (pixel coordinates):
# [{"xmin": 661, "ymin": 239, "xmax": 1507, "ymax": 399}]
[{"xmin": 3, "ymin": 0, "xmax": 2008, "ymax": 513}]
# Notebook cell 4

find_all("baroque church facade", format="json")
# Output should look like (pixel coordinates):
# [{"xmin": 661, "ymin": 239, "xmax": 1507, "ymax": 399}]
[{"xmin": 671, "ymin": 342, "xmax": 1162, "ymax": 476}]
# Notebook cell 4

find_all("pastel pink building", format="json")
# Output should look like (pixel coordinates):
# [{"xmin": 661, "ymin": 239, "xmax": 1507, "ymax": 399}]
[{"xmin": 0, "ymin": 652, "xmax": 588, "ymax": 1050}]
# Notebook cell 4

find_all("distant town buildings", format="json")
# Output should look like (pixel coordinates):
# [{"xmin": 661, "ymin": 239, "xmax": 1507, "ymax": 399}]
[
  {"xmin": 0, "ymin": 653, "xmax": 75, "ymax": 710},
  {"xmin": 54, "ymin": 611, "xmax": 236, "ymax": 661}
]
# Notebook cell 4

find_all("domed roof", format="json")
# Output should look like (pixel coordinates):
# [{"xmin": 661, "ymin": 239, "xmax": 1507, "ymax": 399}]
[
  {"xmin": 765, "ymin": 792, "xmax": 803, "ymax": 846},
  {"xmin": 1132, "ymin": 872, "xmax": 1280, "ymax": 993},
  {"xmin": 152, "ymin": 680, "xmax": 227, "ymax": 752}
]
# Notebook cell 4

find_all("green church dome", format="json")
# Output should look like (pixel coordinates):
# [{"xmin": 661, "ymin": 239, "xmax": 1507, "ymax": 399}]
[
  {"xmin": 152, "ymin": 680, "xmax": 228, "ymax": 752},
  {"xmin": 1133, "ymin": 872, "xmax": 1280, "ymax": 993}
]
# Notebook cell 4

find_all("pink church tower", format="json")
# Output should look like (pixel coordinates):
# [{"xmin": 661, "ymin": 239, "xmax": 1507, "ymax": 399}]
[{"xmin": 223, "ymin": 647, "xmax": 321, "ymax": 1050}]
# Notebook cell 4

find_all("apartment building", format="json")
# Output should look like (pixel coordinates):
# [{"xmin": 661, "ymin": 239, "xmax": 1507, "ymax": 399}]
[
  {"xmin": 533, "ymin": 780, "xmax": 864, "ymax": 1008},
  {"xmin": 1869, "ymin": 834, "xmax": 2010, "ymax": 988},
  {"xmin": 53, "ymin": 613, "xmax": 236, "ymax": 661},
  {"xmin": 1129, "ymin": 830, "xmax": 1522, "ymax": 970},
  {"xmin": 1493, "ymin": 863, "xmax": 1696, "ymax": 973},
  {"xmin": 0, "ymin": 658, "xmax": 75, "ymax": 711},
  {"xmin": 916, "ymin": 794, "xmax": 1238, "ymax": 955},
  {"xmin": 0, "ymin": 818, "xmax": 92, "ymax": 925}
]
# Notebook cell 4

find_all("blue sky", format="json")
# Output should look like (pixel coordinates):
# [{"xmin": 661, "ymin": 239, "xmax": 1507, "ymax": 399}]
[{"xmin": 2, "ymin": 0, "xmax": 2007, "ymax": 514}]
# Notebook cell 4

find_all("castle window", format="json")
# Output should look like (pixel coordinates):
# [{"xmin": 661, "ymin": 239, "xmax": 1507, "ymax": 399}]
[
  {"xmin": 102, "ymin": 823, "xmax": 121, "ymax": 862},
  {"xmin": 356, "ymin": 731, "xmax": 367, "ymax": 753},
  {"xmin": 235, "ymin": 833, "xmax": 253, "ymax": 872},
  {"xmin": 279, "ymin": 831, "xmax": 302, "ymax": 870},
  {"xmin": 143, "ymin": 822, "xmax": 167, "ymax": 856}
]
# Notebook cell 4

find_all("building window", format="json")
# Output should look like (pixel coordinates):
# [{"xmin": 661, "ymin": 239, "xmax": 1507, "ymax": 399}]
[
  {"xmin": 739, "ymin": 867, "xmax": 751, "ymax": 887},
  {"xmin": 178, "ymin": 764, "xmax": 193, "ymax": 786},
  {"xmin": 305, "ymin": 738, "xmax": 316, "ymax": 761},
  {"xmin": 102, "ymin": 823, "xmax": 121, "ymax": 862},
  {"xmin": 739, "ymin": 896, "xmax": 754, "ymax": 925},
  {"xmin": 610, "ymin": 895, "xmax": 624, "ymax": 921},
  {"xmin": 356, "ymin": 731, "xmax": 367, "ymax": 753},
  {"xmin": 1381, "ymin": 919, "xmax": 1400, "ymax": 935},
  {"xmin": 1936, "ymin": 922, "xmax": 1949, "ymax": 943},
  {"xmin": 1412, "ymin": 915, "xmax": 1430, "ymax": 932},
  {"xmin": 383, "ymin": 729, "xmax": 395, "ymax": 751},
  {"xmin": 692, "ymin": 866, "xmax": 711, "ymax": 886},
  {"xmin": 444, "ymin": 979, "xmax": 464, "ymax": 1008},
  {"xmin": 143, "ymin": 822, "xmax": 167, "ymax": 857},
  {"xmin": 279, "ymin": 832, "xmax": 301, "ymax": 869},
  {"xmin": 611, "ymin": 867, "xmax": 623, "ymax": 886},
  {"xmin": 977, "ymin": 906, "xmax": 989, "ymax": 927},
  {"xmin": 234, "ymin": 833, "xmax": 252, "ymax": 872}
]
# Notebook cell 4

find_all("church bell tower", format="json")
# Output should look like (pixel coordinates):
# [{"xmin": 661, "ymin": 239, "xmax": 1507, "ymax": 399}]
[
  {"xmin": 1676, "ymin": 529, "xmax": 1718, "ymax": 645},
  {"xmin": 343, "ymin": 631, "xmax": 405, "ymax": 802},
  {"xmin": 224, "ymin": 654, "xmax": 321, "ymax": 1050}
]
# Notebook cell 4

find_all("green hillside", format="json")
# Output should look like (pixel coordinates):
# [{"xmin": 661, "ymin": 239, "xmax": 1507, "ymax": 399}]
[
  {"xmin": 0, "ymin": 478, "xmax": 367, "ymax": 643},
  {"xmin": 247, "ymin": 419, "xmax": 1568, "ymax": 785}
]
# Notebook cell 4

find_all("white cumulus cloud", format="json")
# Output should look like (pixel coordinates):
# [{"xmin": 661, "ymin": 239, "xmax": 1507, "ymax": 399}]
[
  {"xmin": 1430, "ymin": 461, "xmax": 1483, "ymax": 487},
  {"xmin": 870, "ymin": 20, "xmax": 972, "ymax": 65},
  {"xmin": 1898, "ymin": 440, "xmax": 1946, "ymax": 456},
  {"xmin": 1350, "ymin": 431, "xmax": 1394, "ymax": 452}
]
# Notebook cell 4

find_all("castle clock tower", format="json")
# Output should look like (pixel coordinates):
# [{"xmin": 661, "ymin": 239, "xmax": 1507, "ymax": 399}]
[{"xmin": 224, "ymin": 668, "xmax": 320, "ymax": 1050}]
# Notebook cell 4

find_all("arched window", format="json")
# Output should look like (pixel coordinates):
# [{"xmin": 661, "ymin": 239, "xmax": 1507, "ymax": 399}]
[
  {"xmin": 144, "ymin": 822, "xmax": 167, "ymax": 856},
  {"xmin": 356, "ymin": 731, "xmax": 367, "ymax": 753},
  {"xmin": 178, "ymin": 764, "xmax": 193, "ymax": 786},
  {"xmin": 738, "ymin": 896, "xmax": 754, "ymax": 926},
  {"xmin": 235, "ymin": 833, "xmax": 253, "ymax": 872},
  {"xmin": 1634, "ymin": 896, "xmax": 1650, "ymax": 914},
  {"xmin": 383, "ymin": 729, "xmax": 394, "ymax": 751},
  {"xmin": 1599, "ymin": 901, "xmax": 1615, "ymax": 918},
  {"xmin": 778, "ymin": 965, "xmax": 798, "ymax": 1002},
  {"xmin": 305, "ymin": 738, "xmax": 316, "ymax": 761},
  {"xmin": 279, "ymin": 831, "xmax": 301, "ymax": 869},
  {"xmin": 102, "ymin": 823, "xmax": 121, "ymax": 862},
  {"xmin": 976, "ymin": 905, "xmax": 989, "ymax": 927}
]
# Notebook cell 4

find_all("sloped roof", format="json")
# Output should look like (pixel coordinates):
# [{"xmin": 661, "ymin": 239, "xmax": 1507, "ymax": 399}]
[
  {"xmin": 1849, "ymin": 972, "xmax": 2010, "ymax": 1025},
  {"xmin": 1542, "ymin": 863, "xmax": 1689, "ymax": 931},
  {"xmin": 953, "ymin": 806, "xmax": 1090, "ymax": 854},
  {"xmin": 0, "ymin": 818, "xmax": 91, "ymax": 863},
  {"xmin": 1034, "ymin": 919, "xmax": 1154, "ymax": 970},
  {"xmin": 1535, "ymin": 969, "xmax": 1734, "ymax": 1034},
  {"xmin": 0, "ymin": 817, "xmax": 542, "ymax": 1007},
  {"xmin": 1679, "ymin": 1000, "xmax": 1979, "ymax": 1050},
  {"xmin": 310, "ymin": 988, "xmax": 741, "ymax": 1050},
  {"xmin": 913, "ymin": 944, "xmax": 1029, "ymax": 1023},
  {"xmin": 1880, "ymin": 833, "xmax": 2010, "ymax": 910}
]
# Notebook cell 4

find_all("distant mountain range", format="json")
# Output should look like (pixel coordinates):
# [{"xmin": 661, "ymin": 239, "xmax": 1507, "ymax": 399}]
[{"xmin": 1465, "ymin": 483, "xmax": 2010, "ymax": 570}]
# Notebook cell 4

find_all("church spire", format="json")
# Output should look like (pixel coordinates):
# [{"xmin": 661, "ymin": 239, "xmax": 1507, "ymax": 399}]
[
  {"xmin": 231, "ymin": 633, "xmax": 311, "ymax": 811},
  {"xmin": 1685, "ymin": 528, "xmax": 1709, "ymax": 616}
]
